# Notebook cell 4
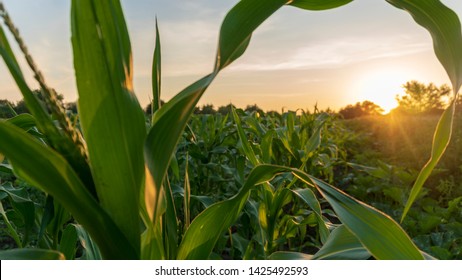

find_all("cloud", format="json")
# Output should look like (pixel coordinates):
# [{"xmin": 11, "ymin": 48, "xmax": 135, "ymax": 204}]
[
  {"xmin": 148, "ymin": 19, "xmax": 220, "ymax": 77},
  {"xmin": 228, "ymin": 35, "xmax": 430, "ymax": 72}
]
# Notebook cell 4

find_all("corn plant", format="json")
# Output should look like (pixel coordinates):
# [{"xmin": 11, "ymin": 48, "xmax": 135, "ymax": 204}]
[{"xmin": 0, "ymin": 0, "xmax": 461, "ymax": 260}]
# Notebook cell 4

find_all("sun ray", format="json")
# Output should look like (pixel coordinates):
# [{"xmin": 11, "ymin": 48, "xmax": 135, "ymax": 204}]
[{"xmin": 355, "ymin": 69, "xmax": 412, "ymax": 113}]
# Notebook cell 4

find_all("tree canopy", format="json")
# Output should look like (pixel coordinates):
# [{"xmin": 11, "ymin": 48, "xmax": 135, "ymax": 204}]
[
  {"xmin": 394, "ymin": 81, "xmax": 451, "ymax": 114},
  {"xmin": 338, "ymin": 100, "xmax": 384, "ymax": 119}
]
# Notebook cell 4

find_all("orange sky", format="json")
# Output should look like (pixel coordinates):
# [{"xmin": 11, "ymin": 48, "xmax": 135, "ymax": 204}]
[{"xmin": 1, "ymin": 0, "xmax": 461, "ymax": 112}]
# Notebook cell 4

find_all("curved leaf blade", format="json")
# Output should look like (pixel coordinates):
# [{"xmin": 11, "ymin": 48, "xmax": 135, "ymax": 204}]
[
  {"xmin": 233, "ymin": 108, "xmax": 259, "ymax": 166},
  {"xmin": 386, "ymin": 0, "xmax": 462, "ymax": 91},
  {"xmin": 293, "ymin": 171, "xmax": 424, "ymax": 259},
  {"xmin": 289, "ymin": 0, "xmax": 354, "ymax": 10},
  {"xmin": 1, "ymin": 23, "xmax": 95, "ymax": 195},
  {"xmin": 402, "ymin": 101, "xmax": 455, "ymax": 220},
  {"xmin": 0, "ymin": 122, "xmax": 137, "ymax": 259},
  {"xmin": 0, "ymin": 183, "xmax": 35, "ymax": 246},
  {"xmin": 145, "ymin": 74, "xmax": 215, "ymax": 224},
  {"xmin": 385, "ymin": 0, "xmax": 462, "ymax": 220},
  {"xmin": 73, "ymin": 224, "xmax": 102, "ymax": 260},
  {"xmin": 145, "ymin": 0, "xmax": 289, "ymax": 225},
  {"xmin": 71, "ymin": 0, "xmax": 146, "ymax": 255},
  {"xmin": 215, "ymin": 0, "xmax": 288, "ymax": 70},
  {"xmin": 151, "ymin": 19, "xmax": 162, "ymax": 116},
  {"xmin": 177, "ymin": 165, "xmax": 286, "ymax": 259},
  {"xmin": 59, "ymin": 224, "xmax": 79, "ymax": 260},
  {"xmin": 0, "ymin": 200, "xmax": 22, "ymax": 247},
  {"xmin": 292, "ymin": 188, "xmax": 329, "ymax": 244},
  {"xmin": 6, "ymin": 114, "xmax": 36, "ymax": 132},
  {"xmin": 268, "ymin": 251, "xmax": 312, "ymax": 260},
  {"xmin": 0, "ymin": 249, "xmax": 65, "ymax": 260},
  {"xmin": 313, "ymin": 225, "xmax": 371, "ymax": 260}
]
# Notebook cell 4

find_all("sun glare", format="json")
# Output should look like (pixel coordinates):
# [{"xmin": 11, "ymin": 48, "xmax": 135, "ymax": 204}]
[{"xmin": 355, "ymin": 70, "xmax": 409, "ymax": 113}]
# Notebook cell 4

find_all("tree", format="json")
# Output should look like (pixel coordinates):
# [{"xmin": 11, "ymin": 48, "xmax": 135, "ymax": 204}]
[
  {"xmin": 66, "ymin": 102, "xmax": 78, "ymax": 114},
  {"xmin": 194, "ymin": 104, "xmax": 216, "ymax": 115},
  {"xmin": 395, "ymin": 81, "xmax": 451, "ymax": 114},
  {"xmin": 217, "ymin": 103, "xmax": 235, "ymax": 115},
  {"xmin": 244, "ymin": 104, "xmax": 264, "ymax": 115},
  {"xmin": 10, "ymin": 89, "xmax": 66, "ymax": 115},
  {"xmin": 266, "ymin": 110, "xmax": 281, "ymax": 118},
  {"xmin": 144, "ymin": 99, "xmax": 165, "ymax": 115},
  {"xmin": 0, "ymin": 99, "xmax": 15, "ymax": 119},
  {"xmin": 338, "ymin": 100, "xmax": 384, "ymax": 119},
  {"xmin": 13, "ymin": 99, "xmax": 29, "ymax": 114}
]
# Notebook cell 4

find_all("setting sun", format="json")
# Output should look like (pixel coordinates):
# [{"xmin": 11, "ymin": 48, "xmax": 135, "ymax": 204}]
[{"xmin": 355, "ymin": 70, "xmax": 411, "ymax": 113}]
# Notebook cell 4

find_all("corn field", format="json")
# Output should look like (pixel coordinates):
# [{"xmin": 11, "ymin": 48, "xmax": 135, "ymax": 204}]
[{"xmin": 0, "ymin": 0, "xmax": 461, "ymax": 260}]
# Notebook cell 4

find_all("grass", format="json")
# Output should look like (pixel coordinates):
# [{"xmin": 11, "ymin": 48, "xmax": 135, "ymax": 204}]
[
  {"xmin": 2, "ymin": 107, "xmax": 462, "ymax": 259},
  {"xmin": 345, "ymin": 113, "xmax": 462, "ymax": 190},
  {"xmin": 343, "ymin": 113, "xmax": 462, "ymax": 259}
]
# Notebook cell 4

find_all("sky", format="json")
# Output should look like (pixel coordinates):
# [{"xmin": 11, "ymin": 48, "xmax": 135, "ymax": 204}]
[{"xmin": 1, "ymin": 0, "xmax": 462, "ymax": 113}]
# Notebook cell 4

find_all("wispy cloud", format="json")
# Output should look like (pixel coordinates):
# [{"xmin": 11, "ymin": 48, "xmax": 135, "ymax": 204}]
[
  {"xmin": 153, "ymin": 19, "xmax": 220, "ymax": 77},
  {"xmin": 229, "ymin": 35, "xmax": 430, "ymax": 71}
]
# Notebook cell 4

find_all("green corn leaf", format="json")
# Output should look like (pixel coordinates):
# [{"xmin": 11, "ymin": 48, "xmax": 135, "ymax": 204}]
[
  {"xmin": 313, "ymin": 225, "xmax": 371, "ymax": 260},
  {"xmin": 6, "ymin": 114, "xmax": 36, "ymax": 132},
  {"xmin": 0, "ymin": 23, "xmax": 95, "ymax": 198},
  {"xmin": 313, "ymin": 226, "xmax": 437, "ymax": 260},
  {"xmin": 152, "ymin": 18, "xmax": 162, "ymax": 117},
  {"xmin": 180, "ymin": 163, "xmax": 410, "ymax": 260},
  {"xmin": 143, "ymin": 76, "xmax": 212, "ymax": 259},
  {"xmin": 0, "ymin": 25, "xmax": 54, "ymax": 136},
  {"xmin": 71, "ymin": 0, "xmax": 146, "ymax": 256},
  {"xmin": 289, "ymin": 0, "xmax": 354, "ymax": 10},
  {"xmin": 0, "ymin": 200, "xmax": 22, "ymax": 247},
  {"xmin": 0, "ymin": 122, "xmax": 137, "ymax": 259},
  {"xmin": 261, "ymin": 129, "xmax": 275, "ymax": 163},
  {"xmin": 292, "ymin": 188, "xmax": 329, "ymax": 244},
  {"xmin": 59, "ymin": 224, "xmax": 79, "ymax": 260},
  {"xmin": 184, "ymin": 157, "xmax": 191, "ymax": 231},
  {"xmin": 215, "ymin": 0, "xmax": 288, "ymax": 70},
  {"xmin": 302, "ymin": 121, "xmax": 324, "ymax": 162},
  {"xmin": 163, "ymin": 177, "xmax": 179, "ymax": 259},
  {"xmin": 422, "ymin": 252, "xmax": 438, "ymax": 260},
  {"xmin": 268, "ymin": 251, "xmax": 313, "ymax": 260},
  {"xmin": 402, "ymin": 101, "xmax": 456, "ymax": 221},
  {"xmin": 146, "ymin": 3, "xmax": 281, "ymax": 226},
  {"xmin": 141, "ymin": 222, "xmax": 165, "ymax": 260},
  {"xmin": 177, "ymin": 165, "xmax": 287, "ymax": 259},
  {"xmin": 145, "ymin": 0, "xmax": 289, "ymax": 228},
  {"xmin": 387, "ymin": 0, "xmax": 462, "ymax": 92},
  {"xmin": 385, "ymin": 0, "xmax": 462, "ymax": 221},
  {"xmin": 37, "ymin": 196, "xmax": 54, "ymax": 243},
  {"xmin": 73, "ymin": 224, "xmax": 102, "ymax": 260},
  {"xmin": 191, "ymin": 163, "xmax": 422, "ymax": 260},
  {"xmin": 292, "ymin": 171, "xmax": 423, "ymax": 259},
  {"xmin": 0, "ymin": 248, "xmax": 65, "ymax": 260},
  {"xmin": 233, "ymin": 108, "xmax": 259, "ymax": 166},
  {"xmin": 145, "ymin": 74, "xmax": 214, "ymax": 226},
  {"xmin": 305, "ymin": 127, "xmax": 322, "ymax": 154},
  {"xmin": 191, "ymin": 195, "xmax": 215, "ymax": 208},
  {"xmin": 0, "ymin": 183, "xmax": 35, "ymax": 246},
  {"xmin": 0, "ymin": 21, "xmax": 20, "ymax": 67},
  {"xmin": 0, "ymin": 163, "xmax": 11, "ymax": 174},
  {"xmin": 277, "ymin": 131, "xmax": 297, "ymax": 159}
]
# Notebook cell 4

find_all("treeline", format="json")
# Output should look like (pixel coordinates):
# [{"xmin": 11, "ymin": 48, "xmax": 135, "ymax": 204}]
[
  {"xmin": 0, "ymin": 90, "xmax": 77, "ymax": 119},
  {"xmin": 184, "ymin": 80, "xmax": 459, "ymax": 119},
  {"xmin": 1, "ymin": 81, "xmax": 457, "ymax": 120},
  {"xmin": 339, "ymin": 81, "xmax": 455, "ymax": 119},
  {"xmin": 143, "ymin": 101, "xmax": 266, "ymax": 116}
]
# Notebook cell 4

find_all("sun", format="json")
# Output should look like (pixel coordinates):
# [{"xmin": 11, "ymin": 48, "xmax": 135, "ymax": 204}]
[{"xmin": 355, "ymin": 69, "xmax": 409, "ymax": 114}]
